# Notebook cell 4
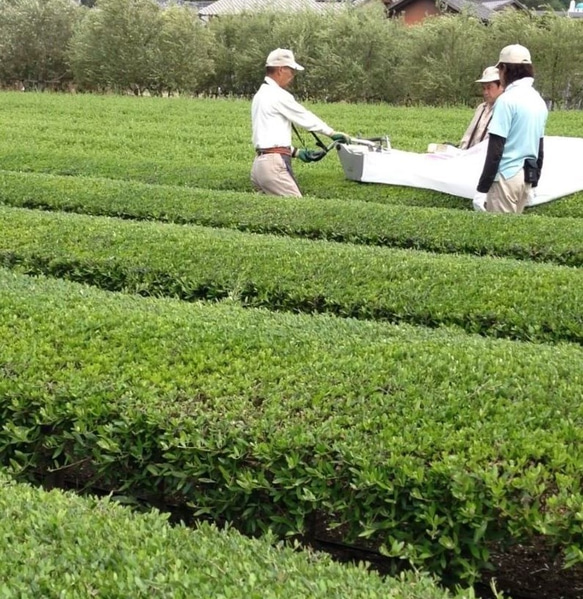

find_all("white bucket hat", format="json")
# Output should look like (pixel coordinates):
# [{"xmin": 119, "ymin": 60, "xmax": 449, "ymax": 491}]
[
  {"xmin": 475, "ymin": 66, "xmax": 500, "ymax": 83},
  {"xmin": 265, "ymin": 48, "xmax": 304, "ymax": 71},
  {"xmin": 496, "ymin": 44, "xmax": 532, "ymax": 66}
]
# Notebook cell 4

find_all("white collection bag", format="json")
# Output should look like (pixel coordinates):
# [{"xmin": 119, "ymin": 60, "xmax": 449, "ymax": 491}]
[{"xmin": 337, "ymin": 136, "xmax": 583, "ymax": 207}]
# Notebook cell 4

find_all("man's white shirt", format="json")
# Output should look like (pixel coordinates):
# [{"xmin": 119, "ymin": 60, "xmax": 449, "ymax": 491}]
[{"xmin": 252, "ymin": 77, "xmax": 333, "ymax": 149}]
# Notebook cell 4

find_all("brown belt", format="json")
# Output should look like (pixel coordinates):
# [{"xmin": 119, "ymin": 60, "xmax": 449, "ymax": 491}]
[{"xmin": 256, "ymin": 146, "xmax": 292, "ymax": 156}]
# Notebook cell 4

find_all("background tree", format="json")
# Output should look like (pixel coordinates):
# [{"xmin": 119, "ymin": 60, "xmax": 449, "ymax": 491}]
[
  {"xmin": 69, "ymin": 0, "xmax": 163, "ymax": 94},
  {"xmin": 394, "ymin": 12, "xmax": 489, "ymax": 106},
  {"xmin": 155, "ymin": 5, "xmax": 215, "ymax": 96},
  {"xmin": 0, "ymin": 0, "xmax": 80, "ymax": 89},
  {"xmin": 301, "ymin": 5, "xmax": 406, "ymax": 103},
  {"xmin": 489, "ymin": 9, "xmax": 583, "ymax": 108}
]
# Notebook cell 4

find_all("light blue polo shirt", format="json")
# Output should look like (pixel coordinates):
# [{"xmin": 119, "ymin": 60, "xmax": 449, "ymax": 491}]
[{"xmin": 488, "ymin": 77, "xmax": 548, "ymax": 180}]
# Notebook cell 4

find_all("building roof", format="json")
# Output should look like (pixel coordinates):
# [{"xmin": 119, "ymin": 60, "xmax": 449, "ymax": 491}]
[
  {"xmin": 445, "ymin": 0, "xmax": 492, "ymax": 19},
  {"xmin": 199, "ymin": 0, "xmax": 359, "ymax": 16},
  {"xmin": 386, "ymin": 0, "xmax": 524, "ymax": 21},
  {"xmin": 481, "ymin": 0, "xmax": 526, "ymax": 10},
  {"xmin": 157, "ymin": 0, "xmax": 215, "ymax": 8}
]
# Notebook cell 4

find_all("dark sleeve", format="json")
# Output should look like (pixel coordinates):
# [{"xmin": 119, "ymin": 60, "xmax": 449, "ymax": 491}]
[
  {"xmin": 477, "ymin": 134, "xmax": 506, "ymax": 193},
  {"xmin": 534, "ymin": 137, "xmax": 544, "ymax": 188}
]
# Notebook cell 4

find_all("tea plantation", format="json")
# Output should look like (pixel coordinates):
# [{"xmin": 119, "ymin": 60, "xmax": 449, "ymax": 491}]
[{"xmin": 1, "ymin": 92, "xmax": 582, "ymax": 598}]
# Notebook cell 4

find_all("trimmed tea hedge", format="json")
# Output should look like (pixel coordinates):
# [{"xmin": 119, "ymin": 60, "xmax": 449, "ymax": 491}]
[
  {"xmin": 0, "ymin": 92, "xmax": 465, "ymax": 209},
  {"xmin": 0, "ymin": 171, "xmax": 582, "ymax": 266},
  {"xmin": 0, "ymin": 473, "xmax": 468, "ymax": 599},
  {"xmin": 1, "ymin": 92, "xmax": 582, "ymax": 215},
  {"xmin": 1, "ymin": 270, "xmax": 582, "ymax": 583},
  {"xmin": 0, "ymin": 206, "xmax": 581, "ymax": 344}
]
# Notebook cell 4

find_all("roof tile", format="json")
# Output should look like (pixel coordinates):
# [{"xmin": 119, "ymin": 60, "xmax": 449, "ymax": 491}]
[{"xmin": 200, "ymin": 0, "xmax": 355, "ymax": 15}]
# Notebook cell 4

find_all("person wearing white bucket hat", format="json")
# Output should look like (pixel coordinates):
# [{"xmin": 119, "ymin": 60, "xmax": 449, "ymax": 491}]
[
  {"xmin": 473, "ymin": 44, "xmax": 548, "ymax": 213},
  {"xmin": 251, "ymin": 48, "xmax": 351, "ymax": 197},
  {"xmin": 459, "ymin": 66, "xmax": 503, "ymax": 150}
]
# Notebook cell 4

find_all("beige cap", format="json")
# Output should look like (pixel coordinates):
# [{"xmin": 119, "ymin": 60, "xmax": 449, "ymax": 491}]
[
  {"xmin": 265, "ymin": 48, "xmax": 304, "ymax": 71},
  {"xmin": 496, "ymin": 44, "xmax": 532, "ymax": 66},
  {"xmin": 475, "ymin": 66, "xmax": 500, "ymax": 83}
]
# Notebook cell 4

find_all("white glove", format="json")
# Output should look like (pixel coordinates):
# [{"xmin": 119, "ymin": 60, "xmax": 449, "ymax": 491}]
[
  {"xmin": 472, "ymin": 192, "xmax": 488, "ymax": 212},
  {"xmin": 527, "ymin": 187, "xmax": 537, "ymax": 206}
]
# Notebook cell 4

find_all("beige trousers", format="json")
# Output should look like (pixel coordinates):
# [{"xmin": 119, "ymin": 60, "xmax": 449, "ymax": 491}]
[
  {"xmin": 486, "ymin": 170, "xmax": 530, "ymax": 214},
  {"xmin": 251, "ymin": 153, "xmax": 301, "ymax": 197}
]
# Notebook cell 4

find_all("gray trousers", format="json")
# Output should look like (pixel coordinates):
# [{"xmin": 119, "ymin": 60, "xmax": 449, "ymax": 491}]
[
  {"xmin": 486, "ymin": 170, "xmax": 530, "ymax": 214},
  {"xmin": 251, "ymin": 153, "xmax": 301, "ymax": 197}
]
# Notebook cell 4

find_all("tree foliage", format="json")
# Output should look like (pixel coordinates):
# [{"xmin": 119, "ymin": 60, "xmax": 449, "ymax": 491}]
[
  {"xmin": 69, "ymin": 0, "xmax": 164, "ymax": 94},
  {"xmin": 1, "ymin": 0, "xmax": 583, "ymax": 106},
  {"xmin": 0, "ymin": 0, "xmax": 80, "ymax": 89}
]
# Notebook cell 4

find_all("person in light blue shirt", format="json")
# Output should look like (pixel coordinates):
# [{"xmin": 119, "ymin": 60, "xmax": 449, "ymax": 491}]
[{"xmin": 473, "ymin": 44, "xmax": 548, "ymax": 213}]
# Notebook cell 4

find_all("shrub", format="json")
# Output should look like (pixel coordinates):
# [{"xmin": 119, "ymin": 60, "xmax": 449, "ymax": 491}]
[
  {"xmin": 489, "ymin": 10, "xmax": 583, "ymax": 109},
  {"xmin": 0, "ymin": 473, "xmax": 469, "ymax": 598},
  {"xmin": 0, "ymin": 170, "xmax": 582, "ymax": 266},
  {"xmin": 0, "ymin": 206, "xmax": 582, "ymax": 345},
  {"xmin": 1, "ymin": 270, "xmax": 582, "ymax": 583},
  {"xmin": 0, "ymin": 0, "xmax": 80, "ymax": 90},
  {"xmin": 394, "ymin": 12, "xmax": 489, "ymax": 106},
  {"xmin": 155, "ymin": 5, "xmax": 215, "ymax": 95},
  {"xmin": 69, "ymin": 0, "xmax": 164, "ymax": 94}
]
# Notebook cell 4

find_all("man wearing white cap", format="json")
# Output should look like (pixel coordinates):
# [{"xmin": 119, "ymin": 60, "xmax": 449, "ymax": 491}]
[
  {"xmin": 459, "ymin": 66, "xmax": 503, "ymax": 150},
  {"xmin": 251, "ymin": 48, "xmax": 351, "ymax": 197},
  {"xmin": 474, "ymin": 44, "xmax": 548, "ymax": 213}
]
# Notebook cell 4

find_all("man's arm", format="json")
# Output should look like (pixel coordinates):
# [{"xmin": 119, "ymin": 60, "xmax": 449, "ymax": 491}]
[
  {"xmin": 459, "ymin": 104, "xmax": 485, "ymax": 150},
  {"xmin": 276, "ymin": 92, "xmax": 334, "ymax": 136},
  {"xmin": 477, "ymin": 133, "xmax": 505, "ymax": 193},
  {"xmin": 534, "ymin": 137, "xmax": 544, "ymax": 187}
]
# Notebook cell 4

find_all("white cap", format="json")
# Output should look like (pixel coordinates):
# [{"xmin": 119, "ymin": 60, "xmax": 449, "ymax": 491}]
[
  {"xmin": 475, "ymin": 66, "xmax": 500, "ymax": 83},
  {"xmin": 265, "ymin": 48, "xmax": 304, "ymax": 71},
  {"xmin": 496, "ymin": 44, "xmax": 532, "ymax": 66}
]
